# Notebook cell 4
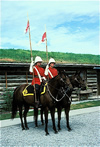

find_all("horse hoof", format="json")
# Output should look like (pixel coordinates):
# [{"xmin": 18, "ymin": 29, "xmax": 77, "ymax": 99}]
[
  {"xmin": 58, "ymin": 128, "xmax": 61, "ymax": 131},
  {"xmin": 34, "ymin": 125, "xmax": 38, "ymax": 128},
  {"xmin": 22, "ymin": 128, "xmax": 25, "ymax": 130},
  {"xmin": 26, "ymin": 127, "xmax": 29, "ymax": 130},
  {"xmin": 55, "ymin": 131, "xmax": 58, "ymax": 134},
  {"xmin": 68, "ymin": 128, "xmax": 71, "ymax": 131},
  {"xmin": 45, "ymin": 132, "xmax": 49, "ymax": 136}
]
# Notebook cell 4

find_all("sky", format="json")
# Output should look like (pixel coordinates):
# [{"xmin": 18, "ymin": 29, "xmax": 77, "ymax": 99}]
[{"xmin": 0, "ymin": 0, "xmax": 100, "ymax": 55}]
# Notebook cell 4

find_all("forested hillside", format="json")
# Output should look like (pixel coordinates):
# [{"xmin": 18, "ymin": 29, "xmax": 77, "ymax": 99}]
[{"xmin": 0, "ymin": 49, "xmax": 100, "ymax": 64}]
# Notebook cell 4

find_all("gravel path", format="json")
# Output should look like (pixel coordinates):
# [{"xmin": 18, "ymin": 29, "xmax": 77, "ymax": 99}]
[{"xmin": 0, "ymin": 111, "xmax": 100, "ymax": 147}]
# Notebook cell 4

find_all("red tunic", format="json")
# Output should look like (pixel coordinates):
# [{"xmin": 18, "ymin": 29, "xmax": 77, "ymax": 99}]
[
  {"xmin": 30, "ymin": 65, "xmax": 45, "ymax": 85},
  {"xmin": 48, "ymin": 67, "xmax": 58, "ymax": 79}
]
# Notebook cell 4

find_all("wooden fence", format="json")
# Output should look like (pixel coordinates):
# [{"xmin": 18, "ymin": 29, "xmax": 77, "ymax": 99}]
[
  {"xmin": 0, "ymin": 63, "xmax": 99, "ymax": 112},
  {"xmin": 63, "ymin": 69, "xmax": 98, "ymax": 101}
]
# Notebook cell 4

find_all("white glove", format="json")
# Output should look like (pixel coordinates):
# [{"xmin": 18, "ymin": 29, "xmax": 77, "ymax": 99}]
[
  {"xmin": 29, "ymin": 61, "xmax": 34, "ymax": 72},
  {"xmin": 31, "ymin": 57, "xmax": 33, "ymax": 62},
  {"xmin": 44, "ymin": 64, "xmax": 49, "ymax": 76},
  {"xmin": 42, "ymin": 77, "xmax": 46, "ymax": 80}
]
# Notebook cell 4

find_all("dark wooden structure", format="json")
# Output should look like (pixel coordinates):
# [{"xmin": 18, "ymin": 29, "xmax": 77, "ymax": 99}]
[{"xmin": 0, "ymin": 63, "xmax": 100, "ymax": 110}]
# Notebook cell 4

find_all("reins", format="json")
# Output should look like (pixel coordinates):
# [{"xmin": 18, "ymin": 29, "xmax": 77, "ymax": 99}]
[
  {"xmin": 64, "ymin": 91, "xmax": 72, "ymax": 103},
  {"xmin": 59, "ymin": 87, "xmax": 72, "ymax": 103},
  {"xmin": 46, "ymin": 75, "xmax": 72, "ymax": 102},
  {"xmin": 47, "ymin": 83, "xmax": 71, "ymax": 102},
  {"xmin": 47, "ymin": 84, "xmax": 66, "ymax": 102}
]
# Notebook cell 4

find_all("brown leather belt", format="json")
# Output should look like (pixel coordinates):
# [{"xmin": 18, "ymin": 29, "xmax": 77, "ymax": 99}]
[
  {"xmin": 34, "ymin": 75, "xmax": 43, "ymax": 78},
  {"xmin": 34, "ymin": 75, "xmax": 39, "ymax": 78}
]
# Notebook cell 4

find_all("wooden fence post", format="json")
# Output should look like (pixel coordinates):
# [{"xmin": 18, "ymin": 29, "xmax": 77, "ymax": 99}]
[
  {"xmin": 5, "ymin": 72, "xmax": 7, "ymax": 88},
  {"xmin": 26, "ymin": 72, "xmax": 28, "ymax": 84}
]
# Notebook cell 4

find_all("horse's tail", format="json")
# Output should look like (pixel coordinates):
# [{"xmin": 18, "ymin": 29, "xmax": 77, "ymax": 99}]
[{"xmin": 11, "ymin": 88, "xmax": 18, "ymax": 119}]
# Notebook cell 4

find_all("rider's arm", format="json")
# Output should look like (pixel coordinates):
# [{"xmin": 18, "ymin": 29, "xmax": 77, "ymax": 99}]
[{"xmin": 29, "ymin": 57, "xmax": 34, "ymax": 73}]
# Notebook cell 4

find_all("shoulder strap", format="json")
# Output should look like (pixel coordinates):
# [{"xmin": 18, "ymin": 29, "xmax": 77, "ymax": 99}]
[
  {"xmin": 34, "ymin": 66, "xmax": 42, "ymax": 82},
  {"xmin": 48, "ymin": 69, "xmax": 54, "ymax": 78}
]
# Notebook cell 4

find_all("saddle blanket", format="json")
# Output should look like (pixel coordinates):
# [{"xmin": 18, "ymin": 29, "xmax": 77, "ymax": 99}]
[{"xmin": 22, "ymin": 83, "xmax": 47, "ymax": 96}]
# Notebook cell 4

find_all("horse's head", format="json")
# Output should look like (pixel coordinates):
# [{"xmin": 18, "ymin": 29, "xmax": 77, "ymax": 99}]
[
  {"xmin": 65, "ymin": 75, "xmax": 73, "ymax": 91},
  {"xmin": 70, "ymin": 71, "xmax": 86, "ymax": 90},
  {"xmin": 59, "ymin": 71, "xmax": 73, "ymax": 91},
  {"xmin": 56, "ymin": 74, "xmax": 66, "ymax": 88}
]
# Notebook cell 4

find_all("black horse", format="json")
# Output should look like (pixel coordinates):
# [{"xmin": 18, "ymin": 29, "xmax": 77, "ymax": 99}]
[
  {"xmin": 40, "ymin": 71, "xmax": 86, "ymax": 132},
  {"xmin": 37, "ymin": 72, "xmax": 73, "ymax": 132},
  {"xmin": 56, "ymin": 71, "xmax": 86, "ymax": 131},
  {"xmin": 11, "ymin": 74, "xmax": 71, "ymax": 135}
]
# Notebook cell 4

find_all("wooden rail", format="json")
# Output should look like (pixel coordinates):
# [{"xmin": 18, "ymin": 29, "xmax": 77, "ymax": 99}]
[{"xmin": 76, "ymin": 89, "xmax": 93, "ymax": 101}]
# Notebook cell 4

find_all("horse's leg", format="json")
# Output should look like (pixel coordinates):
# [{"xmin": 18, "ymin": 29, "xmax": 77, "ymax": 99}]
[
  {"xmin": 50, "ymin": 108, "xmax": 58, "ymax": 134},
  {"xmin": 44, "ymin": 107, "xmax": 49, "ymax": 135},
  {"xmin": 34, "ymin": 107, "xmax": 38, "ymax": 127},
  {"xmin": 40, "ymin": 107, "xmax": 44, "ymax": 125},
  {"xmin": 65, "ymin": 105, "xmax": 71, "ymax": 131},
  {"xmin": 23, "ymin": 105, "xmax": 29, "ymax": 130},
  {"xmin": 57, "ymin": 106, "xmax": 62, "ymax": 131},
  {"xmin": 19, "ymin": 106, "xmax": 25, "ymax": 130}
]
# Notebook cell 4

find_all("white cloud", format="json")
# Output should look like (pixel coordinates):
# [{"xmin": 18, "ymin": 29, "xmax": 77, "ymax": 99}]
[{"xmin": 1, "ymin": 0, "xmax": 99, "ymax": 55}]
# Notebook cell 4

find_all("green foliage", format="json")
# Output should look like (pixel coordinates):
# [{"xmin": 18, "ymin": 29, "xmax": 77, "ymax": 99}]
[
  {"xmin": 0, "ymin": 49, "xmax": 100, "ymax": 64},
  {"xmin": 2, "ymin": 89, "xmax": 14, "ymax": 112}
]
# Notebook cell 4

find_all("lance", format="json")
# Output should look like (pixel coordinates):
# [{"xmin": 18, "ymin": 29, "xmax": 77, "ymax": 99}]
[
  {"xmin": 27, "ymin": 13, "xmax": 37, "ymax": 103},
  {"xmin": 45, "ymin": 25, "xmax": 48, "ymax": 63},
  {"xmin": 27, "ymin": 13, "xmax": 32, "ymax": 59},
  {"xmin": 45, "ymin": 25, "xmax": 50, "ymax": 81}
]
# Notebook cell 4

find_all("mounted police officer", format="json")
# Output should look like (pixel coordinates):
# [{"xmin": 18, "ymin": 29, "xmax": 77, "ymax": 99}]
[
  {"xmin": 44, "ymin": 58, "xmax": 58, "ymax": 79},
  {"xmin": 29, "ymin": 56, "xmax": 46, "ymax": 107}
]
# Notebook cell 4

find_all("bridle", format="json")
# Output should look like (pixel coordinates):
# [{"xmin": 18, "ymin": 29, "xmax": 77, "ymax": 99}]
[
  {"xmin": 75, "ymin": 77, "xmax": 80, "ymax": 83},
  {"xmin": 74, "ymin": 77, "xmax": 82, "ymax": 88},
  {"xmin": 46, "ymin": 76, "xmax": 72, "ymax": 102},
  {"xmin": 65, "ymin": 75, "xmax": 72, "ymax": 89},
  {"xmin": 47, "ymin": 84, "xmax": 65, "ymax": 102}
]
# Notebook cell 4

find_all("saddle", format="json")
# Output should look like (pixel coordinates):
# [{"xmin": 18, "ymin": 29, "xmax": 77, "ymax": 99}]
[
  {"xmin": 22, "ymin": 85, "xmax": 34, "ymax": 96},
  {"xmin": 22, "ymin": 83, "xmax": 47, "ymax": 97}
]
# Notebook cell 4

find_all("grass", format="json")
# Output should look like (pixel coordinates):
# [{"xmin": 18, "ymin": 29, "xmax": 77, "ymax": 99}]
[
  {"xmin": 70, "ymin": 100, "xmax": 100, "ymax": 110},
  {"xmin": 0, "ymin": 100, "xmax": 100, "ymax": 120}
]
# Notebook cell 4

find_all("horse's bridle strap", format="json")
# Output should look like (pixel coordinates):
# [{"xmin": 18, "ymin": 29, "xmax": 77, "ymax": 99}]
[{"xmin": 47, "ymin": 84, "xmax": 68, "ymax": 102}]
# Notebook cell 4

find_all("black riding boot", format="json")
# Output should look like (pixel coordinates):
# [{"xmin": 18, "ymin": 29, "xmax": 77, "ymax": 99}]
[
  {"xmin": 35, "ymin": 84, "xmax": 42, "ymax": 108},
  {"xmin": 36, "ymin": 93, "xmax": 42, "ymax": 107}
]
